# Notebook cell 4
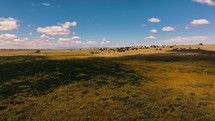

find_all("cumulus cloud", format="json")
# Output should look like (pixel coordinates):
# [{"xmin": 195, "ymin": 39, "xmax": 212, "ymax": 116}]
[
  {"xmin": 100, "ymin": 37, "xmax": 110, "ymax": 45},
  {"xmin": 0, "ymin": 36, "xmax": 58, "ymax": 49},
  {"xmin": 0, "ymin": 34, "xmax": 111, "ymax": 49},
  {"xmin": 86, "ymin": 41, "xmax": 96, "ymax": 44},
  {"xmin": 13, "ymin": 37, "xmax": 29, "ymax": 42},
  {"xmin": 191, "ymin": 19, "xmax": 210, "ymax": 25},
  {"xmin": 37, "ymin": 21, "xmax": 77, "ymax": 35},
  {"xmin": 148, "ymin": 18, "xmax": 161, "ymax": 23},
  {"xmin": 37, "ymin": 26, "xmax": 70, "ymax": 35},
  {"xmin": 40, "ymin": 34, "xmax": 55, "ymax": 40},
  {"xmin": 150, "ymin": 29, "xmax": 157, "ymax": 33},
  {"xmin": 0, "ymin": 36, "xmax": 29, "ymax": 49},
  {"xmin": 71, "ymin": 21, "xmax": 77, "ymax": 27},
  {"xmin": 71, "ymin": 36, "xmax": 80, "ymax": 40},
  {"xmin": 0, "ymin": 38, "xmax": 110, "ymax": 49},
  {"xmin": 58, "ymin": 39, "xmax": 82, "ymax": 46},
  {"xmin": 0, "ymin": 18, "xmax": 19, "ymax": 31},
  {"xmin": 28, "ymin": 40, "xmax": 57, "ymax": 49},
  {"xmin": 162, "ymin": 26, "xmax": 175, "ymax": 32},
  {"xmin": 82, "ymin": 41, "xmax": 97, "ymax": 46},
  {"xmin": 83, "ymin": 38, "xmax": 111, "ymax": 47},
  {"xmin": 61, "ymin": 21, "xmax": 77, "ymax": 28},
  {"xmin": 57, "ymin": 36, "xmax": 83, "ymax": 47},
  {"xmin": 192, "ymin": 0, "xmax": 215, "ymax": 6},
  {"xmin": 58, "ymin": 38, "xmax": 71, "ymax": 41},
  {"xmin": 185, "ymin": 19, "xmax": 210, "ymax": 29},
  {"xmin": 164, "ymin": 36, "xmax": 209, "ymax": 42},
  {"xmin": 0, "ymin": 34, "xmax": 18, "ymax": 39},
  {"xmin": 42, "ymin": 3, "xmax": 51, "ymax": 6},
  {"xmin": 144, "ymin": 36, "xmax": 157, "ymax": 40},
  {"xmin": 58, "ymin": 36, "xmax": 81, "ymax": 41}
]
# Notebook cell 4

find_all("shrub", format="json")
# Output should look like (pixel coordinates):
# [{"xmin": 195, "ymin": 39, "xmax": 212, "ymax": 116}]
[{"xmin": 35, "ymin": 50, "xmax": 41, "ymax": 53}]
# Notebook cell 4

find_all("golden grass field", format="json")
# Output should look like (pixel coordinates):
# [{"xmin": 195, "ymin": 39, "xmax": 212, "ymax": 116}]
[{"xmin": 0, "ymin": 44, "xmax": 215, "ymax": 121}]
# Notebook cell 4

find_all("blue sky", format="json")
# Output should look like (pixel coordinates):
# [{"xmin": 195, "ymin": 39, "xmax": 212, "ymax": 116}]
[{"xmin": 0, "ymin": 0, "xmax": 215, "ymax": 49}]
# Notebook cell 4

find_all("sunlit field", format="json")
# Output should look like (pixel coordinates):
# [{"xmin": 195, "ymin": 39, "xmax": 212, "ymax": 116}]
[{"xmin": 0, "ymin": 45, "xmax": 215, "ymax": 120}]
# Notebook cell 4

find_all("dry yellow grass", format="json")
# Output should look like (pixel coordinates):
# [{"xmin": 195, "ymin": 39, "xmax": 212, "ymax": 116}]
[
  {"xmin": 1, "ymin": 44, "xmax": 214, "ymax": 57},
  {"xmin": 0, "ymin": 44, "xmax": 215, "ymax": 120}
]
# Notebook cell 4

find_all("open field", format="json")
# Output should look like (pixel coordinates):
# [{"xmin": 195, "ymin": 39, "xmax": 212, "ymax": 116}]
[{"xmin": 0, "ymin": 44, "xmax": 215, "ymax": 120}]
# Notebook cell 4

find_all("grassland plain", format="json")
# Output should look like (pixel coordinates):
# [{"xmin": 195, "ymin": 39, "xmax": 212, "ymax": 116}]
[{"xmin": 0, "ymin": 45, "xmax": 215, "ymax": 121}]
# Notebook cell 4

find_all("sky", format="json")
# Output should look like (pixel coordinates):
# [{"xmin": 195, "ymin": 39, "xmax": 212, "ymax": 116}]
[{"xmin": 0, "ymin": 0, "xmax": 215, "ymax": 49}]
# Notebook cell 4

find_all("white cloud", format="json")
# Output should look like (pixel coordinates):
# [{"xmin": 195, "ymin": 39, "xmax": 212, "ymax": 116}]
[
  {"xmin": 185, "ymin": 19, "xmax": 209, "ymax": 29},
  {"xmin": 58, "ymin": 38, "xmax": 71, "ymax": 41},
  {"xmin": 0, "ymin": 34, "xmax": 17, "ymax": 39},
  {"xmin": 28, "ymin": 40, "xmax": 57, "ymax": 49},
  {"xmin": 162, "ymin": 26, "xmax": 175, "ymax": 31},
  {"xmin": 37, "ymin": 26, "xmax": 69, "ymax": 35},
  {"xmin": 37, "ymin": 21, "xmax": 77, "ymax": 35},
  {"xmin": 164, "ymin": 36, "xmax": 209, "ymax": 42},
  {"xmin": 58, "ymin": 36, "xmax": 81, "ymax": 41},
  {"xmin": 148, "ymin": 18, "xmax": 161, "ymax": 23},
  {"xmin": 13, "ymin": 37, "xmax": 28, "ymax": 42},
  {"xmin": 0, "ymin": 36, "xmax": 58, "ymax": 49},
  {"xmin": 40, "ymin": 34, "xmax": 48, "ymax": 39},
  {"xmin": 144, "ymin": 36, "xmax": 157, "ymax": 40},
  {"xmin": 57, "ymin": 36, "xmax": 82, "ymax": 46},
  {"xmin": 57, "ymin": 38, "xmax": 82, "ymax": 47},
  {"xmin": 100, "ymin": 37, "xmax": 110, "ymax": 45},
  {"xmin": 0, "ymin": 34, "xmax": 111, "ymax": 49},
  {"xmin": 0, "ymin": 36, "xmax": 29, "ymax": 49},
  {"xmin": 40, "ymin": 34, "xmax": 55, "ymax": 40},
  {"xmin": 191, "ymin": 19, "xmax": 210, "ymax": 25},
  {"xmin": 0, "ymin": 18, "xmax": 18, "ymax": 31},
  {"xmin": 83, "ymin": 41, "xmax": 97, "ymax": 46},
  {"xmin": 61, "ymin": 21, "xmax": 77, "ymax": 28},
  {"xmin": 0, "ymin": 38, "xmax": 110, "ymax": 49},
  {"xmin": 192, "ymin": 0, "xmax": 215, "ymax": 6},
  {"xmin": 58, "ymin": 40, "xmax": 81, "ymax": 45},
  {"xmin": 150, "ymin": 29, "xmax": 157, "ymax": 33},
  {"xmin": 86, "ymin": 41, "xmax": 96, "ymax": 44},
  {"xmin": 71, "ymin": 36, "xmax": 80, "ymax": 40},
  {"xmin": 71, "ymin": 21, "xmax": 77, "ymax": 27},
  {"xmin": 42, "ymin": 3, "xmax": 51, "ymax": 6}
]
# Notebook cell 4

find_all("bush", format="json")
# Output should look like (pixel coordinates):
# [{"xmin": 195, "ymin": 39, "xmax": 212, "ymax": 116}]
[{"xmin": 35, "ymin": 50, "xmax": 41, "ymax": 53}]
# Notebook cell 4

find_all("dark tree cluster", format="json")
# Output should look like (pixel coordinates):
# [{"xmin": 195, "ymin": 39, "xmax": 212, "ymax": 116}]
[{"xmin": 89, "ymin": 45, "xmax": 176, "ymax": 54}]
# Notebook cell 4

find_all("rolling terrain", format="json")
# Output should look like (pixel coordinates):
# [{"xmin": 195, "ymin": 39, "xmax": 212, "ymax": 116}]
[{"xmin": 0, "ymin": 44, "xmax": 215, "ymax": 120}]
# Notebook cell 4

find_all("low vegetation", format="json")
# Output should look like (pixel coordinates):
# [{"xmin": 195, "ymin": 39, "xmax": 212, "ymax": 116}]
[{"xmin": 0, "ymin": 45, "xmax": 215, "ymax": 120}]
